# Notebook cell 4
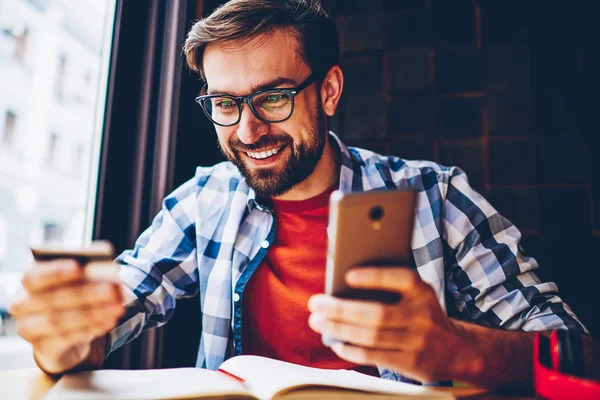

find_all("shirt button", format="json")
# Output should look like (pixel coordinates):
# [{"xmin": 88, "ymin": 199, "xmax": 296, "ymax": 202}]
[
  {"xmin": 261, "ymin": 240, "xmax": 270, "ymax": 249},
  {"xmin": 233, "ymin": 293, "xmax": 240, "ymax": 302}
]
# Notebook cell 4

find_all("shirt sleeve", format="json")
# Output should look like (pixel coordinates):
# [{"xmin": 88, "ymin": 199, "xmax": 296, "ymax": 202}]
[
  {"xmin": 105, "ymin": 178, "xmax": 199, "ymax": 356},
  {"xmin": 441, "ymin": 167, "xmax": 588, "ymax": 333}
]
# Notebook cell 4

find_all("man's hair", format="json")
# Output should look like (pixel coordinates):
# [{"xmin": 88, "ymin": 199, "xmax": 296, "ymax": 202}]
[{"xmin": 183, "ymin": 0, "xmax": 340, "ymax": 81}]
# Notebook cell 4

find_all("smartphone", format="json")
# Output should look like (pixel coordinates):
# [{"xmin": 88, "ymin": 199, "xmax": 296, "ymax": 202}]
[
  {"xmin": 31, "ymin": 240, "xmax": 120, "ymax": 282},
  {"xmin": 323, "ymin": 189, "xmax": 416, "ymax": 346}
]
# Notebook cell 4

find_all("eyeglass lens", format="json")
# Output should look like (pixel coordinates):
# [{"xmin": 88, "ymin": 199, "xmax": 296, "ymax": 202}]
[{"xmin": 203, "ymin": 90, "xmax": 293, "ymax": 125}]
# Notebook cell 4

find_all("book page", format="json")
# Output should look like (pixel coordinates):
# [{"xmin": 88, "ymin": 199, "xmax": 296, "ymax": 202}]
[
  {"xmin": 43, "ymin": 367, "xmax": 253, "ymax": 400},
  {"xmin": 219, "ymin": 356, "xmax": 452, "ymax": 400}
]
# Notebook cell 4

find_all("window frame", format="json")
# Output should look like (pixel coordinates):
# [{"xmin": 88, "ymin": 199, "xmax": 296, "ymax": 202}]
[{"xmin": 94, "ymin": 0, "xmax": 204, "ymax": 370}]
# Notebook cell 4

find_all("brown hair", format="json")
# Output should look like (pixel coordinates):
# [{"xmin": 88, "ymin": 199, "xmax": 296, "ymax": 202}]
[{"xmin": 183, "ymin": 0, "xmax": 340, "ymax": 81}]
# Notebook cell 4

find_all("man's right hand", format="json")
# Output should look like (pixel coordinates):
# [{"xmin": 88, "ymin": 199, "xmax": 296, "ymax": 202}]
[{"xmin": 9, "ymin": 259, "xmax": 125, "ymax": 374}]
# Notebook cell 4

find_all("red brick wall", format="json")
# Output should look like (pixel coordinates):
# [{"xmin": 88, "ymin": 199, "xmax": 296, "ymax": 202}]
[{"xmin": 324, "ymin": 0, "xmax": 599, "ymax": 338}]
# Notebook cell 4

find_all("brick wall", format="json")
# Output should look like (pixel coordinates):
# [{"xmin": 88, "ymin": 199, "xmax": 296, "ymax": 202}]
[{"xmin": 323, "ymin": 0, "xmax": 600, "ymax": 338}]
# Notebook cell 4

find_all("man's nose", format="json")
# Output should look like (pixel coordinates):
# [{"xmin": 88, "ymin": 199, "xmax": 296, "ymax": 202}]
[{"xmin": 236, "ymin": 104, "xmax": 269, "ymax": 145}]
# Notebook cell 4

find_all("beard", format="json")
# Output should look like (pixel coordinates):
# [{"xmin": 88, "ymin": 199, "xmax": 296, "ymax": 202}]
[{"xmin": 219, "ymin": 105, "xmax": 327, "ymax": 198}]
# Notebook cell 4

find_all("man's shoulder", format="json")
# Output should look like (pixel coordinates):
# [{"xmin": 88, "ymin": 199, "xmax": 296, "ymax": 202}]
[
  {"xmin": 348, "ymin": 146, "xmax": 458, "ymax": 187},
  {"xmin": 193, "ymin": 161, "xmax": 244, "ymax": 187},
  {"xmin": 164, "ymin": 161, "xmax": 245, "ymax": 206}
]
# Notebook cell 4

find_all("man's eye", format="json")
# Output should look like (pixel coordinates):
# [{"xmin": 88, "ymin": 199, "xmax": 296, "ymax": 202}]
[
  {"xmin": 216, "ymin": 99, "xmax": 234, "ymax": 108},
  {"xmin": 265, "ymin": 94, "xmax": 284, "ymax": 103}
]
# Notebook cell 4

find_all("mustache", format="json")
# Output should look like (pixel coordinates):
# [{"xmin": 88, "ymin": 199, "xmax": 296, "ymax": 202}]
[{"xmin": 229, "ymin": 134, "xmax": 292, "ymax": 152}]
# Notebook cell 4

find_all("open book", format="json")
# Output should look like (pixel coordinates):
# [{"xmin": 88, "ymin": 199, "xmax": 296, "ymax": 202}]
[{"xmin": 44, "ymin": 355, "xmax": 454, "ymax": 399}]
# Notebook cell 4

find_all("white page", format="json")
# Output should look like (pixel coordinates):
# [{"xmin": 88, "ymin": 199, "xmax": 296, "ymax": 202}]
[
  {"xmin": 219, "ymin": 356, "xmax": 452, "ymax": 400},
  {"xmin": 43, "ymin": 367, "xmax": 250, "ymax": 400}
]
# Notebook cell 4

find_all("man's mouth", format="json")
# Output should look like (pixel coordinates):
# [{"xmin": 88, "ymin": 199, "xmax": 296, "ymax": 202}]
[{"xmin": 244, "ymin": 144, "xmax": 286, "ymax": 160}]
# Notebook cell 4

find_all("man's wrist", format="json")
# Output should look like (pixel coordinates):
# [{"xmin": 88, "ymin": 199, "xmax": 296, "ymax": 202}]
[
  {"xmin": 34, "ymin": 335, "xmax": 107, "ymax": 377},
  {"xmin": 73, "ymin": 334, "xmax": 107, "ymax": 372},
  {"xmin": 447, "ymin": 319, "xmax": 536, "ymax": 389},
  {"xmin": 447, "ymin": 320, "xmax": 486, "ymax": 382}
]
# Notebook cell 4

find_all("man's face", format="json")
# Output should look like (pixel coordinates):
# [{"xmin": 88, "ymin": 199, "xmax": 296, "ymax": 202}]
[{"xmin": 202, "ymin": 30, "xmax": 327, "ymax": 198}]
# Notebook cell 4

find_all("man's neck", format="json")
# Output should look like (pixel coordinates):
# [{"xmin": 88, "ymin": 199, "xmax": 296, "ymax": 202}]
[{"xmin": 273, "ymin": 136, "xmax": 339, "ymax": 201}]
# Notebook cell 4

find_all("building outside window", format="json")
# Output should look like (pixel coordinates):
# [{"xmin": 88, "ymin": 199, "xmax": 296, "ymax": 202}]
[
  {"xmin": 0, "ymin": 0, "xmax": 116, "ymax": 370},
  {"xmin": 55, "ymin": 53, "xmax": 67, "ymax": 100},
  {"xmin": 73, "ymin": 143, "xmax": 85, "ymax": 178},
  {"xmin": 42, "ymin": 221, "xmax": 64, "ymax": 244},
  {"xmin": 1, "ymin": 110, "xmax": 16, "ymax": 147},
  {"xmin": 45, "ymin": 132, "xmax": 58, "ymax": 167},
  {"xmin": 0, "ymin": 215, "xmax": 7, "ymax": 270},
  {"xmin": 12, "ymin": 26, "xmax": 29, "ymax": 64}
]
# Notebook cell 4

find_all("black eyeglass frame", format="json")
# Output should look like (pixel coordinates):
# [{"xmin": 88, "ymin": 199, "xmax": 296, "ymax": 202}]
[{"xmin": 195, "ymin": 73, "xmax": 319, "ymax": 127}]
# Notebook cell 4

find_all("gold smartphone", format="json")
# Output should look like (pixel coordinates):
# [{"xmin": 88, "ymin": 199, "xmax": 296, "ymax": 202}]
[
  {"xmin": 31, "ymin": 240, "xmax": 120, "ymax": 282},
  {"xmin": 323, "ymin": 189, "xmax": 416, "ymax": 346}
]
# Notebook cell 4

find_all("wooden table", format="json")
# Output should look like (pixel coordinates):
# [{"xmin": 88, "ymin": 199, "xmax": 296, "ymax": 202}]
[
  {"xmin": 0, "ymin": 368, "xmax": 58, "ymax": 400},
  {"xmin": 0, "ymin": 368, "xmax": 536, "ymax": 399}
]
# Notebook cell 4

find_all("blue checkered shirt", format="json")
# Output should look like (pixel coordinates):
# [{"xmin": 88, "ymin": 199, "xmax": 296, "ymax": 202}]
[{"xmin": 107, "ymin": 132, "xmax": 586, "ymax": 383}]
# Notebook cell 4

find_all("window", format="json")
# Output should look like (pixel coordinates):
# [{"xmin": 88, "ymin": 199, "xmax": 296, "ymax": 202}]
[
  {"xmin": 46, "ymin": 132, "xmax": 58, "ymax": 167},
  {"xmin": 12, "ymin": 27, "xmax": 29, "ymax": 64},
  {"xmin": 0, "ymin": 215, "xmax": 6, "ymax": 264},
  {"xmin": 84, "ymin": 69, "xmax": 92, "ymax": 87},
  {"xmin": 43, "ymin": 222, "xmax": 64, "ymax": 244},
  {"xmin": 55, "ymin": 54, "xmax": 67, "ymax": 100},
  {"xmin": 1, "ymin": 111, "xmax": 16, "ymax": 147},
  {"xmin": 0, "ymin": 20, "xmax": 29, "ymax": 68},
  {"xmin": 74, "ymin": 143, "xmax": 85, "ymax": 177},
  {"xmin": 0, "ymin": 0, "xmax": 117, "ymax": 370}
]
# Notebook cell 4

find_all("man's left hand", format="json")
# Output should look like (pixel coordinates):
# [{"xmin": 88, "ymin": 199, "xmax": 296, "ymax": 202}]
[{"xmin": 308, "ymin": 267, "xmax": 480, "ymax": 383}]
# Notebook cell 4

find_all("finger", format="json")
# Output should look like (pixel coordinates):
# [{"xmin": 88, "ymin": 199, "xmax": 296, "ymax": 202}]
[
  {"xmin": 17, "ymin": 304, "xmax": 124, "ymax": 342},
  {"xmin": 330, "ymin": 341, "xmax": 405, "ymax": 367},
  {"xmin": 10, "ymin": 282, "xmax": 122, "ymax": 317},
  {"xmin": 308, "ymin": 294, "xmax": 409, "ymax": 329},
  {"xmin": 345, "ymin": 267, "xmax": 429, "ymax": 296},
  {"xmin": 21, "ymin": 260, "xmax": 84, "ymax": 293},
  {"xmin": 308, "ymin": 314, "xmax": 405, "ymax": 350},
  {"xmin": 18, "ymin": 305, "xmax": 124, "ymax": 343}
]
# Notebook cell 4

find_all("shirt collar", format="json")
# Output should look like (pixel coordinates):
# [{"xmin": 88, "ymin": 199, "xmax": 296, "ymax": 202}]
[
  {"xmin": 328, "ymin": 130, "xmax": 358, "ymax": 194},
  {"xmin": 246, "ymin": 190, "xmax": 270, "ymax": 213}
]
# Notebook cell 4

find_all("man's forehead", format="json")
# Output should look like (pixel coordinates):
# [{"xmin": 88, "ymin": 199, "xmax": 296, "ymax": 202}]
[
  {"xmin": 206, "ymin": 76, "xmax": 300, "ymax": 96},
  {"xmin": 202, "ymin": 31, "xmax": 308, "ymax": 95}
]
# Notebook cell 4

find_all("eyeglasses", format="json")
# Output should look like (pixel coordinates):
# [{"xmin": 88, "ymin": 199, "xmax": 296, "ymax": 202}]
[{"xmin": 195, "ymin": 74, "xmax": 318, "ymax": 127}]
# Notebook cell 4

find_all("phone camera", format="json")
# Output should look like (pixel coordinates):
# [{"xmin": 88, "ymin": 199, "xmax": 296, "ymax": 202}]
[{"xmin": 369, "ymin": 206, "xmax": 385, "ymax": 221}]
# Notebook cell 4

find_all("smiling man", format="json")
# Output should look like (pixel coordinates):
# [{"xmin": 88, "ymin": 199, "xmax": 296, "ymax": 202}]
[
  {"xmin": 192, "ymin": 13, "xmax": 339, "ymax": 203},
  {"xmin": 11, "ymin": 0, "xmax": 599, "ymax": 390}
]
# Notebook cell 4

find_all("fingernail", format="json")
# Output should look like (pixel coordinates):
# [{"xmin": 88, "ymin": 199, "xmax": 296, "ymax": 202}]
[
  {"xmin": 309, "ymin": 314, "xmax": 325, "ymax": 331},
  {"xmin": 346, "ymin": 270, "xmax": 361, "ymax": 283},
  {"xmin": 332, "ymin": 342, "xmax": 343, "ymax": 353},
  {"xmin": 308, "ymin": 296, "xmax": 324, "ymax": 311}
]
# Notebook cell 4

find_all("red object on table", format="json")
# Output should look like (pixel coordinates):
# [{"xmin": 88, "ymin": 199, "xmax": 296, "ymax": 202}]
[{"xmin": 534, "ymin": 331, "xmax": 600, "ymax": 400}]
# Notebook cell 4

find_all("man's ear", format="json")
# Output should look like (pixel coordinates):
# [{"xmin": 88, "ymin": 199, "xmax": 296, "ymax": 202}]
[{"xmin": 319, "ymin": 65, "xmax": 344, "ymax": 117}]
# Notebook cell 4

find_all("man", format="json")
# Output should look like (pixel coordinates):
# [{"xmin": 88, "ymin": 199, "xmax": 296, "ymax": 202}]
[{"xmin": 9, "ymin": 0, "xmax": 599, "ymax": 389}]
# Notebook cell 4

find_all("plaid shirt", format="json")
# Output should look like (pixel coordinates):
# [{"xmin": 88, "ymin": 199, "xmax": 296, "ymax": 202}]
[{"xmin": 108, "ymin": 132, "xmax": 586, "ymax": 383}]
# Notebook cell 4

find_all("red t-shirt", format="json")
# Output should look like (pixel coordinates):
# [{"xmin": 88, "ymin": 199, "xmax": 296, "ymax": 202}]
[{"xmin": 242, "ymin": 185, "xmax": 378, "ymax": 376}]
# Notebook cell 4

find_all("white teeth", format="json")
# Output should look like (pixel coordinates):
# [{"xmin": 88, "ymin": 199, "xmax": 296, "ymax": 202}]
[{"xmin": 246, "ymin": 145, "xmax": 283, "ymax": 160}]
